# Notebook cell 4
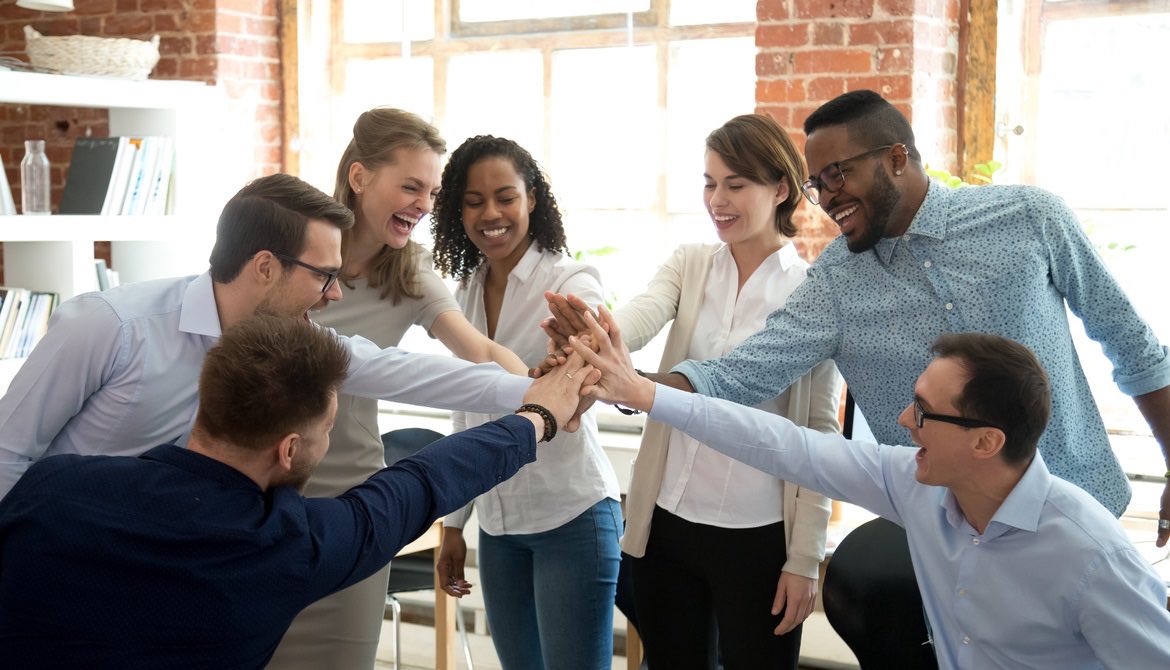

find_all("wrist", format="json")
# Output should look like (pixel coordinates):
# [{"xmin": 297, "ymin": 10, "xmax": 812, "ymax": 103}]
[{"xmin": 516, "ymin": 403, "xmax": 557, "ymax": 442}]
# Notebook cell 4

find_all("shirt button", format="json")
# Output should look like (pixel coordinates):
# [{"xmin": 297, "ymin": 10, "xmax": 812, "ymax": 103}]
[
  {"xmin": 923, "ymin": 260, "xmax": 933, "ymax": 268},
  {"xmin": 963, "ymin": 635, "xmax": 971, "ymax": 645},
  {"xmin": 958, "ymin": 588, "xmax": 967, "ymax": 597},
  {"xmin": 945, "ymin": 303, "xmax": 954, "ymax": 310},
  {"xmin": 971, "ymin": 538, "xmax": 980, "ymax": 545},
  {"xmin": 902, "ymin": 234, "xmax": 911, "ymax": 241}
]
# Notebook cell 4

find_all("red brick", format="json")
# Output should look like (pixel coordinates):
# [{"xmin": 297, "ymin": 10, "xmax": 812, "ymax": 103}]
[
  {"xmin": 179, "ymin": 55, "xmax": 217, "ymax": 80},
  {"xmin": 878, "ymin": 0, "xmax": 914, "ymax": 15},
  {"xmin": 195, "ymin": 33, "xmax": 217, "ymax": 55},
  {"xmin": 807, "ymin": 76, "xmax": 847, "ymax": 100},
  {"xmin": 245, "ymin": 16, "xmax": 277, "ymax": 36},
  {"xmin": 875, "ymin": 46, "xmax": 911, "ymax": 73},
  {"xmin": 219, "ymin": 0, "xmax": 265, "ymax": 13},
  {"xmin": 103, "ymin": 15, "xmax": 154, "ymax": 37},
  {"xmin": 844, "ymin": 75, "xmax": 912, "ymax": 100},
  {"xmin": 756, "ymin": 51, "xmax": 791, "ymax": 77},
  {"xmin": 79, "ymin": 17, "xmax": 103, "ymax": 35},
  {"xmin": 182, "ymin": 10, "xmax": 217, "ymax": 33},
  {"xmin": 792, "ymin": 49, "xmax": 873, "ymax": 74},
  {"xmin": 215, "ymin": 13, "xmax": 245, "ymax": 35},
  {"xmin": 153, "ymin": 14, "xmax": 178, "ymax": 32},
  {"xmin": 140, "ymin": 0, "xmax": 178, "ymax": 11},
  {"xmin": 755, "ymin": 105, "xmax": 793, "ymax": 129},
  {"xmin": 115, "ymin": 0, "xmax": 139, "ymax": 12},
  {"xmin": 152, "ymin": 55, "xmax": 179, "ymax": 77},
  {"xmin": 849, "ymin": 20, "xmax": 912, "ymax": 45},
  {"xmin": 757, "ymin": 79, "xmax": 806, "ymax": 104},
  {"xmin": 757, "ymin": 0, "xmax": 790, "ymax": 21},
  {"xmin": 756, "ymin": 23, "xmax": 809, "ymax": 48},
  {"xmin": 813, "ymin": 23, "xmax": 846, "ymax": 46},
  {"xmin": 158, "ymin": 35, "xmax": 192, "ymax": 56},
  {"xmin": 31, "ymin": 18, "xmax": 82, "ymax": 37},
  {"xmin": 795, "ymin": 0, "xmax": 874, "ymax": 19}
]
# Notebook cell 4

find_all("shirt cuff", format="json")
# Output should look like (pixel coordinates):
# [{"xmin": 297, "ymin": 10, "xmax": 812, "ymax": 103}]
[
  {"xmin": 670, "ymin": 359, "xmax": 713, "ymax": 396},
  {"xmin": 495, "ymin": 373, "xmax": 533, "ymax": 411},
  {"xmin": 648, "ymin": 383, "xmax": 695, "ymax": 431},
  {"xmin": 1115, "ymin": 346, "xmax": 1170, "ymax": 396}
]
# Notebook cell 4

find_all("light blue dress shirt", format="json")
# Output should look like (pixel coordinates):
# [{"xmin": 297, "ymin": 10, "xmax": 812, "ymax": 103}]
[
  {"xmin": 0, "ymin": 272, "xmax": 531, "ymax": 500},
  {"xmin": 650, "ymin": 384, "xmax": 1170, "ymax": 669},
  {"xmin": 674, "ymin": 180, "xmax": 1170, "ymax": 516}
]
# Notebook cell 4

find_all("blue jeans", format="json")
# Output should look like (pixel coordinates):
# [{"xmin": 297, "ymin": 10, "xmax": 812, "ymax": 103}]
[{"xmin": 478, "ymin": 497, "xmax": 622, "ymax": 670}]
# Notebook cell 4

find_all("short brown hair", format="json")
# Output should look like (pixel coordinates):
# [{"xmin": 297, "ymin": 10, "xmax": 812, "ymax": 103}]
[
  {"xmin": 194, "ymin": 315, "xmax": 350, "ymax": 452},
  {"xmin": 334, "ymin": 108, "xmax": 446, "ymax": 304},
  {"xmin": 931, "ymin": 333, "xmax": 1051, "ymax": 465},
  {"xmin": 209, "ymin": 173, "xmax": 354, "ymax": 283},
  {"xmin": 705, "ymin": 114, "xmax": 806, "ymax": 238}
]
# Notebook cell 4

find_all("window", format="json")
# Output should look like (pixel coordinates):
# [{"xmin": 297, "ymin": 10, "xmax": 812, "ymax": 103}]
[{"xmin": 297, "ymin": 0, "xmax": 757, "ymax": 368}]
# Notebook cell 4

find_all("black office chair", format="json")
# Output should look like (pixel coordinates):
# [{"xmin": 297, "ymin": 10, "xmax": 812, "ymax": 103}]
[
  {"xmin": 382, "ymin": 428, "xmax": 474, "ymax": 670},
  {"xmin": 822, "ymin": 517, "xmax": 938, "ymax": 669}
]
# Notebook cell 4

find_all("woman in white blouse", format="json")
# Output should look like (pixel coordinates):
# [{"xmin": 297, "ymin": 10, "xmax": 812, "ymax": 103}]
[
  {"xmin": 431, "ymin": 136, "xmax": 622, "ymax": 670},
  {"xmin": 578, "ymin": 114, "xmax": 842, "ymax": 668}
]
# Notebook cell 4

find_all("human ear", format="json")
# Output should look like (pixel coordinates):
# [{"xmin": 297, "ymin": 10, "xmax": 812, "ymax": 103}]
[
  {"xmin": 774, "ymin": 180, "xmax": 790, "ymax": 206},
  {"xmin": 276, "ymin": 433, "xmax": 300, "ymax": 472},
  {"xmin": 348, "ymin": 162, "xmax": 369, "ymax": 194},
  {"xmin": 972, "ymin": 427, "xmax": 1006, "ymax": 462}
]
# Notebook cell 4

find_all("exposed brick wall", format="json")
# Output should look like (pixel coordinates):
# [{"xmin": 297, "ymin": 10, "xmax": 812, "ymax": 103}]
[
  {"xmin": 755, "ymin": 0, "xmax": 963, "ymax": 262},
  {"xmin": 0, "ymin": 0, "xmax": 282, "ymax": 281}
]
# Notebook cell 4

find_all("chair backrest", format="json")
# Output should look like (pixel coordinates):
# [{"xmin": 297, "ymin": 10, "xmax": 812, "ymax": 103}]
[
  {"xmin": 382, "ymin": 427, "xmax": 446, "ymax": 467},
  {"xmin": 822, "ymin": 517, "xmax": 938, "ymax": 669}
]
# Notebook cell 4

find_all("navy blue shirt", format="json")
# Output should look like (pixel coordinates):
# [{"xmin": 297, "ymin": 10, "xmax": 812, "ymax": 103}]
[{"xmin": 0, "ymin": 415, "xmax": 537, "ymax": 669}]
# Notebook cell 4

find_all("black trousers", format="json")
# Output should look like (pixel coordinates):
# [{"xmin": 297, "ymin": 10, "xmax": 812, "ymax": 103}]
[{"xmin": 631, "ymin": 506, "xmax": 801, "ymax": 670}]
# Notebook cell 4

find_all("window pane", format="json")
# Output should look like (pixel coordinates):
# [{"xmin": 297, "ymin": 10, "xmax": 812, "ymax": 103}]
[
  {"xmin": 670, "ymin": 0, "xmax": 756, "ymax": 26},
  {"xmin": 460, "ymin": 0, "xmax": 649, "ymax": 23},
  {"xmin": 445, "ymin": 51, "xmax": 545, "ymax": 158},
  {"xmin": 665, "ymin": 37, "xmax": 757, "ymax": 213},
  {"xmin": 343, "ymin": 0, "xmax": 435, "ymax": 43},
  {"xmin": 1035, "ymin": 14, "xmax": 1170, "ymax": 209},
  {"xmin": 550, "ymin": 45, "xmax": 658, "ymax": 210}
]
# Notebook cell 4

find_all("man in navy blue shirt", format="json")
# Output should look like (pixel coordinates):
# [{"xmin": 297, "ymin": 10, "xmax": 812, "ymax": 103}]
[{"xmin": 0, "ymin": 314, "xmax": 590, "ymax": 669}]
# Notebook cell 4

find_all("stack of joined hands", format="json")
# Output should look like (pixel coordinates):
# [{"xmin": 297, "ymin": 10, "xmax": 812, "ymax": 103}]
[{"xmin": 532, "ymin": 291, "xmax": 657, "ymax": 430}]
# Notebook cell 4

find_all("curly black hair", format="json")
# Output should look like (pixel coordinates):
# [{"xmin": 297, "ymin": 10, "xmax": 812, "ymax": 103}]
[{"xmin": 431, "ymin": 135, "xmax": 567, "ymax": 282}]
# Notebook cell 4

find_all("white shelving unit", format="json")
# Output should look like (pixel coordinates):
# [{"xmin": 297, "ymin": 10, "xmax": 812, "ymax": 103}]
[
  {"xmin": 0, "ymin": 70, "xmax": 242, "ymax": 392},
  {"xmin": 0, "ymin": 70, "xmax": 235, "ymax": 299}
]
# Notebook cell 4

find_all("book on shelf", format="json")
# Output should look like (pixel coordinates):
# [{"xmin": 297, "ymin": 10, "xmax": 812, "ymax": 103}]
[
  {"xmin": 0, "ymin": 151, "xmax": 15, "ymax": 215},
  {"xmin": 56, "ymin": 136, "xmax": 176, "ymax": 217},
  {"xmin": 59, "ymin": 137, "xmax": 123, "ymax": 215},
  {"xmin": 0, "ymin": 287, "xmax": 57, "ymax": 360}
]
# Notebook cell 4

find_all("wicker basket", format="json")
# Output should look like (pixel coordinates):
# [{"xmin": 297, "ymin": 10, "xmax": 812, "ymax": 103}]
[{"xmin": 24, "ymin": 25, "xmax": 160, "ymax": 80}]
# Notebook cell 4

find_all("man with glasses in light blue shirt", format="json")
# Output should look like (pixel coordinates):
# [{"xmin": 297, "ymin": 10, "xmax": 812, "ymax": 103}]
[
  {"xmin": 576, "ymin": 317, "xmax": 1170, "ymax": 669},
  {"xmin": 0, "ymin": 173, "xmax": 534, "ymax": 501}
]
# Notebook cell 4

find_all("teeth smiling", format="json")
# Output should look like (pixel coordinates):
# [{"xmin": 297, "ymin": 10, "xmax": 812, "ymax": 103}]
[
  {"xmin": 392, "ymin": 213, "xmax": 419, "ymax": 227},
  {"xmin": 482, "ymin": 227, "xmax": 508, "ymax": 238},
  {"xmin": 834, "ymin": 205, "xmax": 859, "ymax": 222},
  {"xmin": 713, "ymin": 215, "xmax": 736, "ymax": 222}
]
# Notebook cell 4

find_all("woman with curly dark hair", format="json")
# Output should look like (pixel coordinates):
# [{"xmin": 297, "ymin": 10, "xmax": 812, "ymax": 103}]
[{"xmin": 432, "ymin": 136, "xmax": 622, "ymax": 670}]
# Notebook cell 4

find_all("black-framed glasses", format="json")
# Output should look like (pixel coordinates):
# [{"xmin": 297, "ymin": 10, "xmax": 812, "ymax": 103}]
[
  {"xmin": 801, "ymin": 144, "xmax": 895, "ymax": 205},
  {"xmin": 275, "ymin": 254, "xmax": 340, "ymax": 294},
  {"xmin": 913, "ymin": 398, "xmax": 1004, "ymax": 431}
]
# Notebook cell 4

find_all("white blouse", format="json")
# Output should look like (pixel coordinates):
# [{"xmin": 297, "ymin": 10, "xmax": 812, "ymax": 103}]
[
  {"xmin": 446, "ymin": 241, "xmax": 620, "ymax": 535},
  {"xmin": 656, "ymin": 243, "xmax": 809, "ymax": 528}
]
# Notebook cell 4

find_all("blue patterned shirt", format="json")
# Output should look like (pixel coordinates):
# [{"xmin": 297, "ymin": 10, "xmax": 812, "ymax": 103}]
[{"xmin": 674, "ymin": 180, "xmax": 1170, "ymax": 515}]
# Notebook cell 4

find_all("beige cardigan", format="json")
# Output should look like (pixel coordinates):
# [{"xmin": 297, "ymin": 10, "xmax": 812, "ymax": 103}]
[{"xmin": 617, "ymin": 243, "xmax": 843, "ymax": 579}]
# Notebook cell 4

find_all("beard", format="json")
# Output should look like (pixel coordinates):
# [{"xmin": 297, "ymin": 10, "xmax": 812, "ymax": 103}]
[{"xmin": 846, "ymin": 163, "xmax": 901, "ymax": 253}]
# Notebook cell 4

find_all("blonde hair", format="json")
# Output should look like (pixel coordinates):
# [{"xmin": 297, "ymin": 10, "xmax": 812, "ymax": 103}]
[{"xmin": 333, "ymin": 108, "xmax": 446, "ymax": 303}]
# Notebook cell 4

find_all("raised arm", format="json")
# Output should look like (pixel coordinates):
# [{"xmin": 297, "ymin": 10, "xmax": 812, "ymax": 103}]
[{"xmin": 430, "ymin": 310, "xmax": 528, "ymax": 375}]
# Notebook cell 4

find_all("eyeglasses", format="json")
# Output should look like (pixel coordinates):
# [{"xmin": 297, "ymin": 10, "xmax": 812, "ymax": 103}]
[
  {"xmin": 801, "ymin": 145, "xmax": 895, "ymax": 205},
  {"xmin": 913, "ymin": 398, "xmax": 1004, "ymax": 431},
  {"xmin": 275, "ymin": 254, "xmax": 341, "ymax": 294}
]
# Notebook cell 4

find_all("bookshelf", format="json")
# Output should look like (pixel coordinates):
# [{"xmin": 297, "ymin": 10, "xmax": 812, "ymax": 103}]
[
  {"xmin": 0, "ymin": 71, "xmax": 243, "ymax": 390},
  {"xmin": 0, "ymin": 70, "xmax": 237, "ymax": 299}
]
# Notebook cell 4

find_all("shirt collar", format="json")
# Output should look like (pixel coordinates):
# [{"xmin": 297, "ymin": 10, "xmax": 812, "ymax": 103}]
[
  {"xmin": 873, "ymin": 179, "xmax": 950, "ymax": 265},
  {"xmin": 507, "ymin": 239, "xmax": 544, "ymax": 283},
  {"xmin": 939, "ymin": 451, "xmax": 1051, "ymax": 535},
  {"xmin": 140, "ymin": 444, "xmax": 263, "ymax": 493},
  {"xmin": 178, "ymin": 272, "xmax": 223, "ymax": 339},
  {"xmin": 711, "ymin": 241, "xmax": 800, "ymax": 271}
]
